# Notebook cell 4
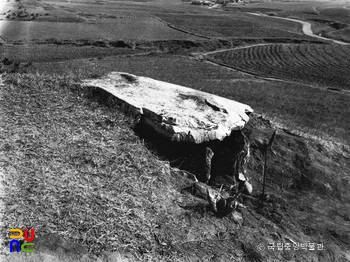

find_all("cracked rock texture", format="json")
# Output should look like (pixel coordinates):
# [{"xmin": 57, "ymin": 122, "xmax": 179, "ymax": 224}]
[{"xmin": 82, "ymin": 72, "xmax": 253, "ymax": 143}]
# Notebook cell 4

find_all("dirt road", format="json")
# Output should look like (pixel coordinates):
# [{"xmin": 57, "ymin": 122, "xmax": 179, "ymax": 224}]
[{"xmin": 248, "ymin": 12, "xmax": 350, "ymax": 46}]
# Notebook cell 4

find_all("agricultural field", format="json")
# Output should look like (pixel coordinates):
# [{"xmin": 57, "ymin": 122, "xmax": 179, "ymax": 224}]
[
  {"xmin": 1, "ymin": 0, "xmax": 350, "ymax": 261},
  {"xmin": 3, "ymin": 52, "xmax": 350, "ymax": 262},
  {"xmin": 155, "ymin": 13, "xmax": 312, "ymax": 39},
  {"xmin": 207, "ymin": 43, "xmax": 350, "ymax": 90},
  {"xmin": 0, "ymin": 44, "xmax": 146, "ymax": 63},
  {"xmin": 32, "ymin": 53, "xmax": 350, "ymax": 147},
  {"xmin": 0, "ymin": 0, "xmax": 204, "ymax": 42},
  {"xmin": 224, "ymin": 0, "xmax": 350, "ymax": 42},
  {"xmin": 329, "ymin": 28, "xmax": 350, "ymax": 43},
  {"xmin": 0, "ymin": 17, "xmax": 203, "ymax": 42}
]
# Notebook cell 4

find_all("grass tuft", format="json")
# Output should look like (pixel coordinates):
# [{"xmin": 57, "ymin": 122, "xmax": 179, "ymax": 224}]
[
  {"xmin": 0, "ymin": 72, "xmax": 247, "ymax": 261},
  {"xmin": 0, "ymin": 73, "xmax": 178, "ymax": 259}
]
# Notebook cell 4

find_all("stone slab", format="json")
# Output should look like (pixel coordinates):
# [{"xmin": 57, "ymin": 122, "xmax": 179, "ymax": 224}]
[{"xmin": 82, "ymin": 72, "xmax": 253, "ymax": 143}]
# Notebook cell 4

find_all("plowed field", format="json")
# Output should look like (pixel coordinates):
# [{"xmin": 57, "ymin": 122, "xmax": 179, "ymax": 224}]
[
  {"xmin": 155, "ymin": 13, "xmax": 310, "ymax": 39},
  {"xmin": 207, "ymin": 43, "xmax": 350, "ymax": 89}
]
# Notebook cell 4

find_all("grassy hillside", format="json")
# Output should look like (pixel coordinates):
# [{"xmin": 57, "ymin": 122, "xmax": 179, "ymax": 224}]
[
  {"xmin": 1, "ymin": 0, "xmax": 350, "ymax": 261},
  {"xmin": 31, "ymin": 53, "xmax": 350, "ymax": 146},
  {"xmin": 1, "ymin": 72, "xmax": 350, "ymax": 262}
]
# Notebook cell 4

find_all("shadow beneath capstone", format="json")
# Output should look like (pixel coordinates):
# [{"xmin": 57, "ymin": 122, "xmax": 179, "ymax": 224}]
[
  {"xmin": 133, "ymin": 121, "xmax": 247, "ymax": 183},
  {"xmin": 78, "ymin": 85, "xmax": 248, "ymax": 184}
]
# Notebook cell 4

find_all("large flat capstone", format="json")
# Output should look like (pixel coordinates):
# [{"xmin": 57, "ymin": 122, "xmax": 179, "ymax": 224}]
[{"xmin": 82, "ymin": 72, "xmax": 253, "ymax": 143}]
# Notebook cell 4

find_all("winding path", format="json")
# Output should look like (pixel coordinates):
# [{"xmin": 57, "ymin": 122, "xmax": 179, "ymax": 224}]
[
  {"xmin": 192, "ymin": 11, "xmax": 350, "ymax": 95},
  {"xmin": 194, "ymin": 18, "xmax": 350, "ymax": 95},
  {"xmin": 248, "ymin": 12, "xmax": 350, "ymax": 46}
]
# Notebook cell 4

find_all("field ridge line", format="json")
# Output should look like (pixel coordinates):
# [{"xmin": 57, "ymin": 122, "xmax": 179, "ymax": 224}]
[
  {"xmin": 203, "ymin": 57, "xmax": 350, "ymax": 96},
  {"xmin": 247, "ymin": 12, "xmax": 350, "ymax": 46},
  {"xmin": 152, "ymin": 15, "xmax": 212, "ymax": 40}
]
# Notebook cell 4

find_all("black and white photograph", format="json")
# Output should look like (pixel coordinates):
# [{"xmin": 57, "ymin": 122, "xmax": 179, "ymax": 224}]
[{"xmin": 0, "ymin": 0, "xmax": 349, "ymax": 261}]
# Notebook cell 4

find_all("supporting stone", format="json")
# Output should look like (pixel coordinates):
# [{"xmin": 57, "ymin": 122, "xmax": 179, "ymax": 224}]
[
  {"xmin": 82, "ymin": 72, "xmax": 254, "ymax": 217},
  {"xmin": 204, "ymin": 147, "xmax": 214, "ymax": 183}
]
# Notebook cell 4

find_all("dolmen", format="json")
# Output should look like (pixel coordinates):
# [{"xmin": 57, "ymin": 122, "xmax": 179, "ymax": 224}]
[
  {"xmin": 82, "ymin": 72, "xmax": 253, "ymax": 143},
  {"xmin": 82, "ymin": 72, "xmax": 254, "ymax": 217}
]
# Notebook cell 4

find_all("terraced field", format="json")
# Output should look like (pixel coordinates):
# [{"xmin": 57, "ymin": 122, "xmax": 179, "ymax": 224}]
[
  {"xmin": 207, "ymin": 43, "xmax": 350, "ymax": 90},
  {"xmin": 328, "ymin": 28, "xmax": 350, "ymax": 43},
  {"xmin": 224, "ymin": 2, "xmax": 350, "ymax": 43},
  {"xmin": 155, "ymin": 13, "xmax": 312, "ymax": 40},
  {"xmin": 0, "ymin": 17, "xmax": 203, "ymax": 41},
  {"xmin": 0, "ymin": 0, "xmax": 203, "ymax": 42}
]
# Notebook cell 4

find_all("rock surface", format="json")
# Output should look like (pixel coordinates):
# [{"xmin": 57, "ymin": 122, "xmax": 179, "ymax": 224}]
[{"xmin": 83, "ymin": 72, "xmax": 253, "ymax": 143}]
